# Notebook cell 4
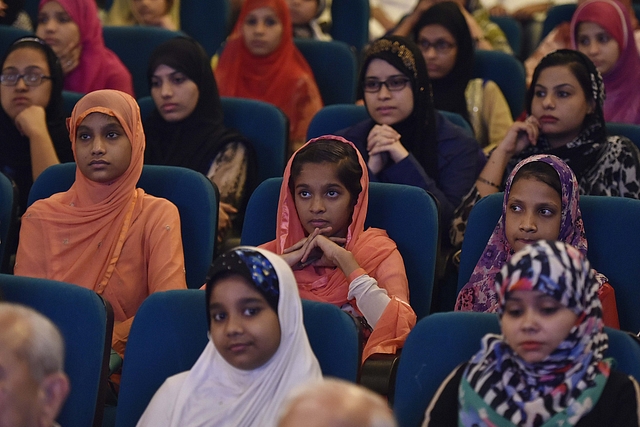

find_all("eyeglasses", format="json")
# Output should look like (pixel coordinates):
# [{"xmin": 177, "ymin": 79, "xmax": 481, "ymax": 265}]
[
  {"xmin": 363, "ymin": 76, "xmax": 411, "ymax": 93},
  {"xmin": 0, "ymin": 72, "xmax": 52, "ymax": 87},
  {"xmin": 417, "ymin": 39, "xmax": 456, "ymax": 54}
]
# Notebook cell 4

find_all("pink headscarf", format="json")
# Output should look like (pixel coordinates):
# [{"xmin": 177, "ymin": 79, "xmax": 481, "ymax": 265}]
[
  {"xmin": 39, "ymin": 0, "xmax": 134, "ymax": 96},
  {"xmin": 571, "ymin": 0, "xmax": 640, "ymax": 124}
]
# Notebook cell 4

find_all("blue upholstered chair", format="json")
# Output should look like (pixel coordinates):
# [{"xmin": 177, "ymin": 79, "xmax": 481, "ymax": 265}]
[
  {"xmin": 607, "ymin": 122, "xmax": 640, "ymax": 150},
  {"xmin": 330, "ymin": 0, "xmax": 369, "ymax": 54},
  {"xmin": 0, "ymin": 171, "xmax": 16, "ymax": 273},
  {"xmin": 62, "ymin": 90, "xmax": 84, "ymax": 116},
  {"xmin": 294, "ymin": 38, "xmax": 358, "ymax": 105},
  {"xmin": 114, "ymin": 289, "xmax": 359, "ymax": 427},
  {"xmin": 541, "ymin": 4, "xmax": 577, "ymax": 40},
  {"xmin": 457, "ymin": 193, "xmax": 640, "ymax": 333},
  {"xmin": 393, "ymin": 311, "xmax": 640, "ymax": 427},
  {"xmin": 27, "ymin": 163, "xmax": 218, "ymax": 289},
  {"xmin": 0, "ymin": 26, "xmax": 32, "ymax": 59},
  {"xmin": 179, "ymin": 0, "xmax": 229, "ymax": 57},
  {"xmin": 472, "ymin": 49, "xmax": 525, "ymax": 119},
  {"xmin": 489, "ymin": 15, "xmax": 523, "ymax": 57},
  {"xmin": 0, "ymin": 274, "xmax": 114, "ymax": 427}
]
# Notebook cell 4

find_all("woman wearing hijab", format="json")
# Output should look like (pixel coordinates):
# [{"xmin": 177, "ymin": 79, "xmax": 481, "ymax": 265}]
[
  {"xmin": 106, "ymin": 0, "xmax": 180, "ymax": 30},
  {"xmin": 144, "ymin": 37, "xmax": 255, "ymax": 242},
  {"xmin": 338, "ymin": 35, "xmax": 481, "ymax": 227},
  {"xmin": 14, "ymin": 89, "xmax": 187, "ymax": 356},
  {"xmin": 36, "ymin": 0, "xmax": 134, "ymax": 96}
]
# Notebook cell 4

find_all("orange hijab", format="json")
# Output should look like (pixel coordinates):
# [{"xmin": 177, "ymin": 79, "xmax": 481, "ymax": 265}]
[{"xmin": 17, "ymin": 90, "xmax": 146, "ymax": 293}]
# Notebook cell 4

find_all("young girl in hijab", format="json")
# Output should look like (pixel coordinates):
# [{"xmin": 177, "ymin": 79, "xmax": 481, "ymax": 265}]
[
  {"xmin": 287, "ymin": 0, "xmax": 331, "ymax": 40},
  {"xmin": 260, "ymin": 135, "xmax": 416, "ymax": 361},
  {"xmin": 36, "ymin": 0, "xmax": 134, "ymax": 96},
  {"xmin": 144, "ymin": 37, "xmax": 255, "ymax": 243},
  {"xmin": 413, "ymin": 2, "xmax": 513, "ymax": 152},
  {"xmin": 426, "ymin": 240, "xmax": 640, "ymax": 426},
  {"xmin": 450, "ymin": 49, "xmax": 640, "ymax": 247},
  {"xmin": 572, "ymin": 0, "xmax": 640, "ymax": 124},
  {"xmin": 137, "ymin": 246, "xmax": 322, "ymax": 427},
  {"xmin": 455, "ymin": 154, "xmax": 619, "ymax": 328},
  {"xmin": 14, "ymin": 89, "xmax": 187, "ymax": 356},
  {"xmin": 0, "ymin": 36, "xmax": 73, "ymax": 213},
  {"xmin": 215, "ymin": 0, "xmax": 323, "ymax": 153},
  {"xmin": 106, "ymin": 0, "xmax": 180, "ymax": 30},
  {"xmin": 338, "ymin": 35, "xmax": 482, "ymax": 227}
]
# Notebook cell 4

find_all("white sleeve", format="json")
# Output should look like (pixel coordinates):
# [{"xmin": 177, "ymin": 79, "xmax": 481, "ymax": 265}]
[{"xmin": 347, "ymin": 274, "xmax": 391, "ymax": 328}]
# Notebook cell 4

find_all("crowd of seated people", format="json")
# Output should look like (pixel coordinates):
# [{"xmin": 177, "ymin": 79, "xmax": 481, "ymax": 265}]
[{"xmin": 3, "ymin": 0, "xmax": 640, "ymax": 426}]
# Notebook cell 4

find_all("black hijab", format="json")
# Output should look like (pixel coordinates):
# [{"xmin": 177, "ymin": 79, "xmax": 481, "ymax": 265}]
[
  {"xmin": 144, "ymin": 37, "xmax": 253, "ymax": 177},
  {"xmin": 413, "ymin": 1, "xmax": 474, "ymax": 124},
  {"xmin": 0, "ymin": 36, "xmax": 72, "ymax": 213},
  {"xmin": 359, "ymin": 35, "xmax": 439, "ymax": 180}
]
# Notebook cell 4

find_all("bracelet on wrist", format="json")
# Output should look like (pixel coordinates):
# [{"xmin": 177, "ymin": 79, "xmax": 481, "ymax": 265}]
[{"xmin": 477, "ymin": 176, "xmax": 501, "ymax": 189}]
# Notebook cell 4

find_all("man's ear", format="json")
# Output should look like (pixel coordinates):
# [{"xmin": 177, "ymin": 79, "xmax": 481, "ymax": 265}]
[{"xmin": 38, "ymin": 372, "xmax": 70, "ymax": 425}]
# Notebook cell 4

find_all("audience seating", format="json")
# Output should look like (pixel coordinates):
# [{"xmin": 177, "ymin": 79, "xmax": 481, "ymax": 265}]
[
  {"xmin": 457, "ymin": 192, "xmax": 640, "ymax": 333},
  {"xmin": 27, "ymin": 163, "xmax": 218, "ymax": 289},
  {"xmin": 179, "ymin": 0, "xmax": 228, "ymax": 57},
  {"xmin": 294, "ymin": 38, "xmax": 358, "ymax": 105},
  {"xmin": 102, "ymin": 26, "xmax": 183, "ymax": 98},
  {"xmin": 62, "ymin": 90, "xmax": 84, "ymax": 116},
  {"xmin": 607, "ymin": 122, "xmax": 640, "ymax": 150},
  {"xmin": 393, "ymin": 311, "xmax": 640, "ymax": 427},
  {"xmin": 241, "ymin": 178, "xmax": 439, "ymax": 320},
  {"xmin": 330, "ymin": 0, "xmax": 369, "ymax": 55},
  {"xmin": 0, "ymin": 26, "xmax": 32, "ymax": 59},
  {"xmin": 114, "ymin": 289, "xmax": 360, "ymax": 427},
  {"xmin": 0, "ymin": 274, "xmax": 114, "ymax": 427},
  {"xmin": 472, "ymin": 49, "xmax": 525, "ymax": 119},
  {"xmin": 0, "ymin": 171, "xmax": 16, "ymax": 273},
  {"xmin": 489, "ymin": 15, "xmax": 523, "ymax": 57}
]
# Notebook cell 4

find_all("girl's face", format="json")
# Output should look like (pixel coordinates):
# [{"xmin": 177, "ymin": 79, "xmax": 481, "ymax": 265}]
[
  {"xmin": 364, "ymin": 59, "xmax": 414, "ymax": 126},
  {"xmin": 150, "ymin": 64, "xmax": 199, "ymax": 122},
  {"xmin": 530, "ymin": 65, "xmax": 593, "ymax": 149},
  {"xmin": 293, "ymin": 161, "xmax": 354, "ymax": 239},
  {"xmin": 0, "ymin": 47, "xmax": 52, "ymax": 120},
  {"xmin": 505, "ymin": 176, "xmax": 562, "ymax": 253},
  {"xmin": 131, "ymin": 0, "xmax": 170, "ymax": 26},
  {"xmin": 242, "ymin": 7, "xmax": 283, "ymax": 57},
  {"xmin": 287, "ymin": 0, "xmax": 318, "ymax": 26},
  {"xmin": 576, "ymin": 21, "xmax": 620, "ymax": 75},
  {"xmin": 36, "ymin": 2, "xmax": 80, "ymax": 58},
  {"xmin": 416, "ymin": 24, "xmax": 457, "ymax": 80},
  {"xmin": 209, "ymin": 274, "xmax": 281, "ymax": 370},
  {"xmin": 501, "ymin": 290, "xmax": 578, "ymax": 363},
  {"xmin": 75, "ymin": 112, "xmax": 132, "ymax": 184}
]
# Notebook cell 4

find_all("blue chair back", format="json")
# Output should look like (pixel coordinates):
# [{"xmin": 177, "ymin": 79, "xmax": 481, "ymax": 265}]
[
  {"xmin": 28, "ymin": 163, "xmax": 218, "ymax": 289},
  {"xmin": 115, "ymin": 289, "xmax": 359, "ymax": 427},
  {"xmin": 330, "ymin": 0, "xmax": 369, "ymax": 55},
  {"xmin": 294, "ymin": 38, "xmax": 358, "ymax": 105},
  {"xmin": 0, "ymin": 172, "xmax": 16, "ymax": 273},
  {"xmin": 180, "ymin": 0, "xmax": 228, "ymax": 57},
  {"xmin": 0, "ymin": 274, "xmax": 113, "ymax": 427},
  {"xmin": 102, "ymin": 26, "xmax": 183, "ymax": 98},
  {"xmin": 0, "ymin": 26, "xmax": 32, "ymax": 59},
  {"xmin": 393, "ymin": 311, "xmax": 640, "ymax": 427},
  {"xmin": 472, "ymin": 49, "xmax": 525, "ymax": 119},
  {"xmin": 607, "ymin": 122, "xmax": 640, "ymax": 150},
  {"xmin": 541, "ymin": 4, "xmax": 576, "ymax": 40},
  {"xmin": 489, "ymin": 15, "xmax": 523, "ymax": 57},
  {"xmin": 457, "ymin": 193, "xmax": 640, "ymax": 333},
  {"xmin": 241, "ymin": 179, "xmax": 439, "ymax": 319},
  {"xmin": 62, "ymin": 90, "xmax": 84, "ymax": 116}
]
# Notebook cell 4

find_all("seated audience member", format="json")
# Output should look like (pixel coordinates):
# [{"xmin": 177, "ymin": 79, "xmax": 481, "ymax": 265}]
[
  {"xmin": 105, "ymin": 0, "xmax": 180, "ymax": 30},
  {"xmin": 425, "ymin": 240, "xmax": 640, "ymax": 426},
  {"xmin": 137, "ymin": 247, "xmax": 322, "ymax": 427},
  {"xmin": 572, "ymin": 0, "xmax": 640, "ymax": 124},
  {"xmin": 36, "ymin": 0, "xmax": 135, "ymax": 96},
  {"xmin": 0, "ymin": 302, "xmax": 70, "ymax": 427},
  {"xmin": 215, "ymin": 0, "xmax": 323, "ymax": 154},
  {"xmin": 278, "ymin": 378, "xmax": 398, "ymax": 427},
  {"xmin": 261, "ymin": 135, "xmax": 416, "ymax": 361},
  {"xmin": 455, "ymin": 154, "xmax": 620, "ymax": 328},
  {"xmin": 0, "ymin": 0, "xmax": 33, "ymax": 30},
  {"xmin": 14, "ymin": 89, "xmax": 187, "ymax": 357},
  {"xmin": 450, "ymin": 49, "xmax": 640, "ymax": 246},
  {"xmin": 0, "ymin": 36, "xmax": 73, "ymax": 213},
  {"xmin": 413, "ymin": 2, "xmax": 513, "ymax": 152},
  {"xmin": 338, "ymin": 36, "xmax": 481, "ymax": 227},
  {"xmin": 144, "ymin": 36, "xmax": 255, "ymax": 244},
  {"xmin": 287, "ymin": 0, "xmax": 331, "ymax": 40}
]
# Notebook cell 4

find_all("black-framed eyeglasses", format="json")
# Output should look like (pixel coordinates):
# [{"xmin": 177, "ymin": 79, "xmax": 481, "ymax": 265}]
[
  {"xmin": 417, "ymin": 38, "xmax": 456, "ymax": 54},
  {"xmin": 363, "ymin": 76, "xmax": 411, "ymax": 93},
  {"xmin": 0, "ymin": 72, "xmax": 52, "ymax": 87}
]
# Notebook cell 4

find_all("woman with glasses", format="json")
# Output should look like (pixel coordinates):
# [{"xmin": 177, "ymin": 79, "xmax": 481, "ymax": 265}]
[
  {"xmin": 0, "ymin": 36, "xmax": 73, "ymax": 213},
  {"xmin": 338, "ymin": 35, "xmax": 481, "ymax": 226},
  {"xmin": 413, "ymin": 1, "xmax": 512, "ymax": 153}
]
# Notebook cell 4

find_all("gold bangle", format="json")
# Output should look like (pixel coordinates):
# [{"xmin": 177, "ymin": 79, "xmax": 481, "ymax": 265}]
[{"xmin": 477, "ymin": 176, "xmax": 500, "ymax": 189}]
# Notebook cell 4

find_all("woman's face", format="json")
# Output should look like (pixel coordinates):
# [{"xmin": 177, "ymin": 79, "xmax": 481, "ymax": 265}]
[
  {"xmin": 0, "ymin": 47, "xmax": 52, "ymax": 120},
  {"xmin": 36, "ymin": 1, "xmax": 80, "ymax": 59},
  {"xmin": 530, "ymin": 65, "xmax": 593, "ymax": 148},
  {"xmin": 287, "ymin": 0, "xmax": 318, "ymax": 26},
  {"xmin": 242, "ymin": 7, "xmax": 283, "ymax": 57},
  {"xmin": 150, "ymin": 64, "xmax": 200, "ymax": 122},
  {"xmin": 416, "ymin": 24, "xmax": 457, "ymax": 80},
  {"xmin": 131, "ymin": 0, "xmax": 170, "ymax": 26},
  {"xmin": 363, "ymin": 59, "xmax": 414, "ymax": 126},
  {"xmin": 576, "ymin": 21, "xmax": 620, "ymax": 76}
]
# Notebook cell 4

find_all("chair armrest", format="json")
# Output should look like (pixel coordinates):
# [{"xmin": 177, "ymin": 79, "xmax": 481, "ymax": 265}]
[{"xmin": 359, "ymin": 351, "xmax": 401, "ymax": 402}]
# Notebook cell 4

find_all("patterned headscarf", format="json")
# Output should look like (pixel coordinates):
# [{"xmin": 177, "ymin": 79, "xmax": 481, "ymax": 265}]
[
  {"xmin": 461, "ymin": 240, "xmax": 609, "ymax": 427},
  {"xmin": 456, "ymin": 155, "xmax": 589, "ymax": 312}
]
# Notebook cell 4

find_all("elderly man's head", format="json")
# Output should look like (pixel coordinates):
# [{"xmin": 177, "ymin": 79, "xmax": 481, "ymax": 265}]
[
  {"xmin": 278, "ymin": 379, "xmax": 397, "ymax": 427},
  {"xmin": 0, "ymin": 303, "xmax": 70, "ymax": 427}
]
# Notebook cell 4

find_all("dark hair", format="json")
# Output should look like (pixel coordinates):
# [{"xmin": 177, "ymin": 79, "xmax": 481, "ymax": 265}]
[
  {"xmin": 288, "ymin": 139, "xmax": 363, "ymax": 205},
  {"xmin": 512, "ymin": 161, "xmax": 562, "ymax": 198}
]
